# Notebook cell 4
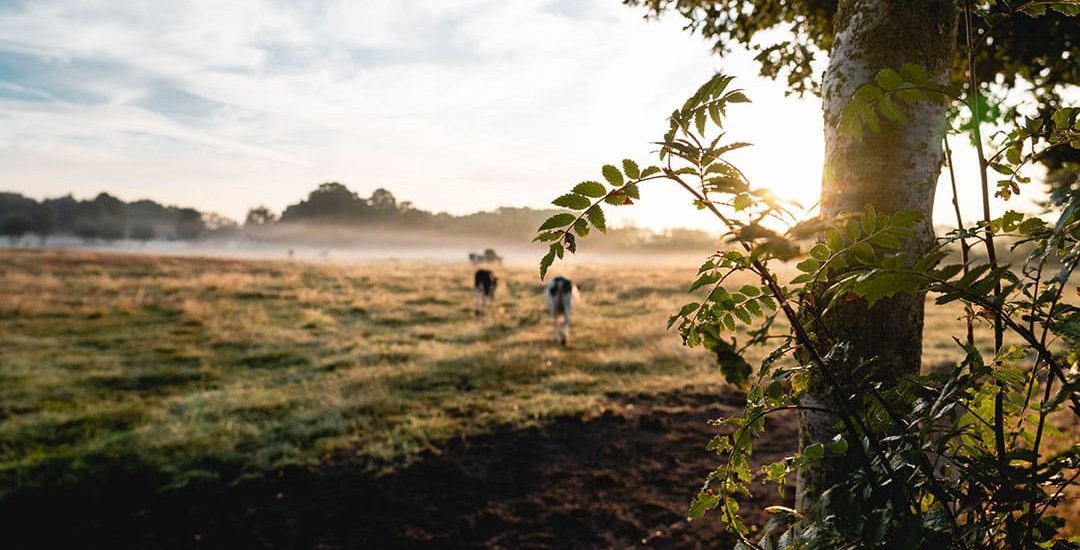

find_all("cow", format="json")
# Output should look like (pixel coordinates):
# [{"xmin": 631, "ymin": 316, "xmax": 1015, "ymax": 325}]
[
  {"xmin": 545, "ymin": 276, "xmax": 576, "ymax": 346},
  {"xmin": 469, "ymin": 248, "xmax": 503, "ymax": 265},
  {"xmin": 474, "ymin": 269, "xmax": 498, "ymax": 315}
]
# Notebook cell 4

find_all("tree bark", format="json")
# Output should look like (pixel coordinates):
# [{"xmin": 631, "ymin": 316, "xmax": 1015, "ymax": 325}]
[{"xmin": 796, "ymin": 0, "xmax": 958, "ymax": 511}]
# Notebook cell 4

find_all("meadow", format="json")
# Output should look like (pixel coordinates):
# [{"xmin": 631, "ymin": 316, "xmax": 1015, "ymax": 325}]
[{"xmin": 0, "ymin": 248, "xmax": 1074, "ymax": 547}]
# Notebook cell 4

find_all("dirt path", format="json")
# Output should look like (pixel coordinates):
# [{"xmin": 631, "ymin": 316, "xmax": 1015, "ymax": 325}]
[{"xmin": 7, "ymin": 391, "xmax": 797, "ymax": 549}]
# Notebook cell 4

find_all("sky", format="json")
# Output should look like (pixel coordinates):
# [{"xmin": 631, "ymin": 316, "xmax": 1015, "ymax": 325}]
[{"xmin": 0, "ymin": 0, "xmax": 1029, "ymax": 231}]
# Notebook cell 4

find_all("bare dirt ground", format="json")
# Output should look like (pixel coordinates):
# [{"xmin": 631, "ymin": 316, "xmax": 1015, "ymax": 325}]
[{"xmin": 4, "ymin": 391, "xmax": 796, "ymax": 549}]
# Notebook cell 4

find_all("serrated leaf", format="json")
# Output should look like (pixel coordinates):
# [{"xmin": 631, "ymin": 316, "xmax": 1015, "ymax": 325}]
[
  {"xmin": 573, "ymin": 218, "xmax": 590, "ymax": 237},
  {"xmin": 725, "ymin": 90, "xmax": 750, "ymax": 103},
  {"xmin": 803, "ymin": 443, "xmax": 825, "ymax": 460},
  {"xmin": 621, "ymin": 159, "xmax": 641, "ymax": 179},
  {"xmin": 624, "ymin": 183, "xmax": 640, "ymax": 199},
  {"xmin": 572, "ymin": 181, "xmax": 606, "ymax": 198},
  {"xmin": 733, "ymin": 307, "xmax": 751, "ymax": 324},
  {"xmin": 585, "ymin": 205, "xmax": 606, "ymax": 233},
  {"xmin": 533, "ymin": 231, "xmax": 561, "ymax": 243},
  {"xmin": 689, "ymin": 492, "xmax": 721, "ymax": 518},
  {"xmin": 538, "ymin": 213, "xmax": 575, "ymax": 230},
  {"xmin": 739, "ymin": 284, "xmax": 761, "ymax": 297},
  {"xmin": 1050, "ymin": 2, "xmax": 1080, "ymax": 16},
  {"xmin": 809, "ymin": 243, "xmax": 830, "ymax": 261},
  {"xmin": 640, "ymin": 165, "xmax": 661, "ymax": 178},
  {"xmin": 539, "ymin": 246, "xmax": 557, "ymax": 279},
  {"xmin": 604, "ymin": 191, "xmax": 629, "ymax": 205},
  {"xmin": 695, "ymin": 109, "xmax": 707, "ymax": 135},
  {"xmin": 552, "ymin": 193, "xmax": 591, "ymax": 210},
  {"xmin": 733, "ymin": 193, "xmax": 752, "ymax": 211},
  {"xmin": 796, "ymin": 258, "xmax": 820, "ymax": 273},
  {"xmin": 601, "ymin": 164, "xmax": 623, "ymax": 186}
]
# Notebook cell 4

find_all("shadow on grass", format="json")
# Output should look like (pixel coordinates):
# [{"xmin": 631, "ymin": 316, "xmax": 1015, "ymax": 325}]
[{"xmin": 1, "ymin": 390, "xmax": 796, "ymax": 550}]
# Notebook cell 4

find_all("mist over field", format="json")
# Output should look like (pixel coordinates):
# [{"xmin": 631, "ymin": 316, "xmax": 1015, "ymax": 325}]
[{"xmin": 2, "ymin": 0, "xmax": 1078, "ymax": 547}]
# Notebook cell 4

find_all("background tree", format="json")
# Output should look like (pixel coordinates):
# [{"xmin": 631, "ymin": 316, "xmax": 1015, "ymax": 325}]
[
  {"xmin": 130, "ymin": 224, "xmax": 155, "ymax": 243},
  {"xmin": 73, "ymin": 217, "xmax": 99, "ymax": 244},
  {"xmin": 280, "ymin": 182, "xmax": 370, "ymax": 223},
  {"xmin": 244, "ymin": 206, "xmax": 278, "ymax": 226},
  {"xmin": 0, "ymin": 211, "xmax": 32, "ymax": 245},
  {"xmin": 0, "ymin": 192, "xmax": 37, "ymax": 245},
  {"xmin": 625, "ymin": 0, "xmax": 1078, "ymax": 510},
  {"xmin": 175, "ymin": 208, "xmax": 206, "ymax": 241},
  {"xmin": 32, "ymin": 202, "xmax": 55, "ymax": 245}
]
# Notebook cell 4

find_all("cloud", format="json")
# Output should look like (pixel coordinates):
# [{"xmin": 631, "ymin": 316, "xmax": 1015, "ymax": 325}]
[{"xmin": 0, "ymin": 0, "xmax": 845, "ymax": 229}]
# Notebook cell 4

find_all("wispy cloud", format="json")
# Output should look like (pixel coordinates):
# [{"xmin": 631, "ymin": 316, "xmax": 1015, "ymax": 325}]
[{"xmin": 0, "ymin": 0, "xmax": 832, "ymax": 229}]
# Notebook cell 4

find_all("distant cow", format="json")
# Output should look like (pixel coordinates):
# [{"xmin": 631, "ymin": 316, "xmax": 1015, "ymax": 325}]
[
  {"xmin": 474, "ymin": 269, "xmax": 498, "ymax": 315},
  {"xmin": 545, "ymin": 276, "xmax": 576, "ymax": 346},
  {"xmin": 469, "ymin": 248, "xmax": 503, "ymax": 265}
]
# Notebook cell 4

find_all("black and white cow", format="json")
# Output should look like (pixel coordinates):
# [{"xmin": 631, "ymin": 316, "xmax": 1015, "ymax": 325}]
[
  {"xmin": 474, "ymin": 269, "xmax": 498, "ymax": 315},
  {"xmin": 545, "ymin": 276, "xmax": 576, "ymax": 346}
]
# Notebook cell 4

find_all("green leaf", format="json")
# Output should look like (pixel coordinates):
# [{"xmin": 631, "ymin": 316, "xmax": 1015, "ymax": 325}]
[
  {"xmin": 539, "ymin": 245, "xmax": 558, "ymax": 279},
  {"xmin": 602, "ymin": 164, "xmax": 624, "ymax": 186},
  {"xmin": 739, "ymin": 285, "xmax": 761, "ymax": 297},
  {"xmin": 825, "ymin": 227, "xmax": 844, "ymax": 249},
  {"xmin": 861, "ymin": 107, "xmax": 881, "ymax": 133},
  {"xmin": 1049, "ymin": 2, "xmax": 1080, "ymax": 16},
  {"xmin": 854, "ymin": 84, "xmax": 883, "ymax": 102},
  {"xmin": 604, "ymin": 191, "xmax": 629, "ymax": 205},
  {"xmin": 733, "ymin": 307, "xmax": 751, "ymax": 324},
  {"xmin": 803, "ymin": 443, "xmax": 825, "ymax": 460},
  {"xmin": 796, "ymin": 258, "xmax": 820, "ymax": 273},
  {"xmin": 733, "ymin": 193, "xmax": 752, "ymax": 211},
  {"xmin": 725, "ymin": 90, "xmax": 750, "ymax": 103},
  {"xmin": 708, "ymin": 336, "xmax": 752, "ymax": 387},
  {"xmin": 895, "ymin": 87, "xmax": 928, "ymax": 103},
  {"xmin": 869, "ymin": 232, "xmax": 901, "ymax": 248},
  {"xmin": 640, "ymin": 166, "xmax": 661, "ymax": 178},
  {"xmin": 809, "ymin": 243, "xmax": 830, "ymax": 261},
  {"xmin": 552, "ymin": 193, "xmax": 591, "ymax": 210},
  {"xmin": 829, "ymin": 434, "xmax": 848, "ymax": 455},
  {"xmin": 689, "ymin": 492, "xmax": 721, "ymax": 518},
  {"xmin": 875, "ymin": 68, "xmax": 903, "ymax": 91},
  {"xmin": 622, "ymin": 159, "xmax": 641, "ymax": 179},
  {"xmin": 585, "ymin": 205, "xmax": 606, "ymax": 233},
  {"xmin": 532, "ymin": 231, "xmax": 561, "ymax": 243},
  {"xmin": 538, "ymin": 213, "xmax": 575, "ymax": 230},
  {"xmin": 624, "ymin": 183, "xmax": 640, "ymax": 199},
  {"xmin": 572, "ymin": 181, "xmax": 606, "ymax": 198},
  {"xmin": 878, "ymin": 96, "xmax": 906, "ymax": 123},
  {"xmin": 899, "ymin": 63, "xmax": 928, "ymax": 85},
  {"xmin": 677, "ymin": 301, "xmax": 701, "ymax": 317},
  {"xmin": 573, "ymin": 218, "xmax": 590, "ymax": 237},
  {"xmin": 852, "ymin": 241, "xmax": 876, "ymax": 263}
]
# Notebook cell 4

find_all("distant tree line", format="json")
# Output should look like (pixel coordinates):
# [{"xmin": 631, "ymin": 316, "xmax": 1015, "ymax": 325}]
[
  {"xmin": 0, "ymin": 182, "xmax": 719, "ymax": 250},
  {"xmin": 0, "ymin": 191, "xmax": 236, "ymax": 244},
  {"xmin": 245, "ymin": 182, "xmax": 573, "ymax": 241}
]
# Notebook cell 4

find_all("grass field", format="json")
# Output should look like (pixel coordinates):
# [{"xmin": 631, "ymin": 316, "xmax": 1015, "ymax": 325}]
[
  {"xmin": 0, "ymin": 248, "xmax": 732, "ymax": 496},
  {"xmin": 0, "ymin": 248, "xmax": 1075, "ymax": 545}
]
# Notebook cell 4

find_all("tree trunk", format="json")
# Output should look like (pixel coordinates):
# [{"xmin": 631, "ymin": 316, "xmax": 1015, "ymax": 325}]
[{"xmin": 796, "ymin": 0, "xmax": 958, "ymax": 511}]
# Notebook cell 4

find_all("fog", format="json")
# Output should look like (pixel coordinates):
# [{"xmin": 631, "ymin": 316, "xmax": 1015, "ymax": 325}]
[{"xmin": 2, "ymin": 223, "xmax": 715, "ymax": 268}]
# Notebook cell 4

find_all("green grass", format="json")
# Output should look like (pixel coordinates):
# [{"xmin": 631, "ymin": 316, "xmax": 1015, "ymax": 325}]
[
  {"xmin": 0, "ymin": 249, "xmax": 733, "ymax": 496},
  {"xmin": 0, "ymin": 248, "xmax": 1069, "ymax": 505}
]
